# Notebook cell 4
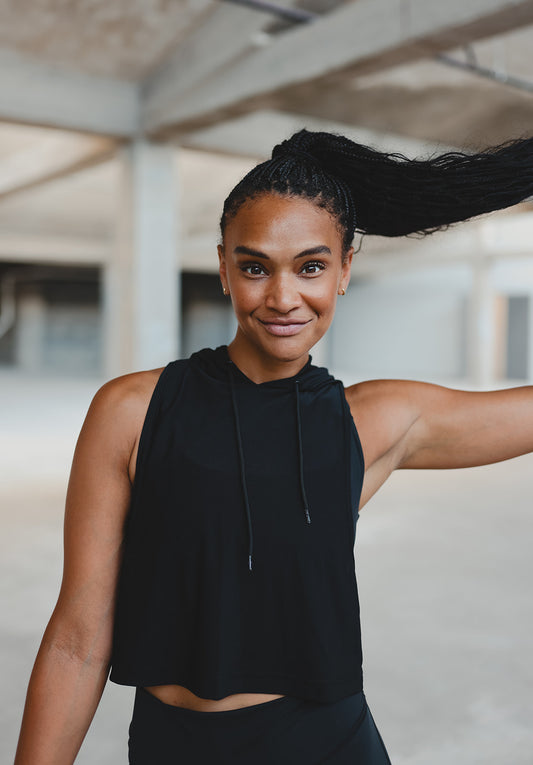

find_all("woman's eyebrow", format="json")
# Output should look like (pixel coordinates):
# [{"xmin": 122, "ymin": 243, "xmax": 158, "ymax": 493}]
[{"xmin": 233, "ymin": 245, "xmax": 332, "ymax": 259}]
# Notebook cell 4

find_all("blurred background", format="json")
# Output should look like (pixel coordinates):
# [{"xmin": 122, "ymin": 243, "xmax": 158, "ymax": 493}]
[{"xmin": 1, "ymin": 1, "xmax": 533, "ymax": 763}]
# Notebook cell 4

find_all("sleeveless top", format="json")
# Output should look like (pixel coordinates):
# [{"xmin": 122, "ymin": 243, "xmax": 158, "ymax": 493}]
[{"xmin": 109, "ymin": 345, "xmax": 365, "ymax": 703}]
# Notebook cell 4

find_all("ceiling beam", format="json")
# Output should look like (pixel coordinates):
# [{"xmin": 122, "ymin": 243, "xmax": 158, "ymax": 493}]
[
  {"xmin": 179, "ymin": 109, "xmax": 454, "ymax": 158},
  {"xmin": 141, "ymin": 1, "xmax": 292, "ymax": 131},
  {"xmin": 0, "ymin": 232, "xmax": 109, "ymax": 265},
  {"xmin": 0, "ymin": 132, "xmax": 117, "ymax": 199},
  {"xmin": 0, "ymin": 48, "xmax": 139, "ymax": 137},
  {"xmin": 142, "ymin": 0, "xmax": 533, "ymax": 137}
]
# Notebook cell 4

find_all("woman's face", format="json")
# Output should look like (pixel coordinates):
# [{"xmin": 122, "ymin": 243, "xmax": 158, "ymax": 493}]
[{"xmin": 218, "ymin": 193, "xmax": 353, "ymax": 372}]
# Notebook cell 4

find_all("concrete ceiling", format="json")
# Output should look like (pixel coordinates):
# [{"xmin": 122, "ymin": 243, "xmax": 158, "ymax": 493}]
[
  {"xmin": 0, "ymin": 0, "xmax": 216, "ymax": 80},
  {"xmin": 282, "ymin": 23, "xmax": 533, "ymax": 148},
  {"xmin": 1, "ymin": 0, "xmax": 533, "ymax": 272},
  {"xmin": 278, "ymin": 56, "xmax": 533, "ymax": 149},
  {"xmin": 0, "ymin": 147, "xmax": 255, "ymax": 241},
  {"xmin": 0, "ymin": 0, "xmax": 532, "ymax": 143}
]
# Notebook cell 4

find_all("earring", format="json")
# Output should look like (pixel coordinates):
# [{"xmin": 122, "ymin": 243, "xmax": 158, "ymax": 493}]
[
  {"xmin": 338, "ymin": 287, "xmax": 346, "ymax": 296},
  {"xmin": 222, "ymin": 287, "xmax": 229, "ymax": 296}
]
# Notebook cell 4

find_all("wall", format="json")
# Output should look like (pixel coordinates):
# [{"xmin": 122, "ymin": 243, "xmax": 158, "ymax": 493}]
[{"xmin": 330, "ymin": 264, "xmax": 471, "ymax": 383}]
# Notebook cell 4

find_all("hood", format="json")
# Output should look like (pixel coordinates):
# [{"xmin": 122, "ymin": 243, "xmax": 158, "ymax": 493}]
[
  {"xmin": 189, "ymin": 345, "xmax": 344, "ymax": 573},
  {"xmin": 190, "ymin": 344, "xmax": 337, "ymax": 391}
]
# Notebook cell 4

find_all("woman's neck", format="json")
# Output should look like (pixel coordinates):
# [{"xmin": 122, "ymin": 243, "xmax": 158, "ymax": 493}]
[{"xmin": 226, "ymin": 338, "xmax": 310, "ymax": 384}]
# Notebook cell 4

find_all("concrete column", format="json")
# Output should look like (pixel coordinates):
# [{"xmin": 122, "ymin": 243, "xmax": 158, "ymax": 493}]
[
  {"xmin": 467, "ymin": 257, "xmax": 496, "ymax": 388},
  {"xmin": 15, "ymin": 286, "xmax": 46, "ymax": 373},
  {"xmin": 103, "ymin": 139, "xmax": 180, "ymax": 378}
]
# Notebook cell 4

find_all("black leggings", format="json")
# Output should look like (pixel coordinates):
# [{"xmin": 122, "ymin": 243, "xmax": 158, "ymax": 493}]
[{"xmin": 128, "ymin": 687, "xmax": 392, "ymax": 764}]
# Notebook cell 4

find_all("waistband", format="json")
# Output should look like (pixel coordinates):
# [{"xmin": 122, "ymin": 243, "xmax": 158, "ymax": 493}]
[{"xmin": 135, "ymin": 686, "xmax": 367, "ymax": 720}]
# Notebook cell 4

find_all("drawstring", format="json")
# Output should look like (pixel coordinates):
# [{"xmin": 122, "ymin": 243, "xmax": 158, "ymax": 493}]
[
  {"xmin": 227, "ymin": 361, "xmax": 254, "ymax": 572},
  {"xmin": 294, "ymin": 379, "xmax": 311, "ymax": 524},
  {"xmin": 226, "ymin": 361, "xmax": 313, "ymax": 573}
]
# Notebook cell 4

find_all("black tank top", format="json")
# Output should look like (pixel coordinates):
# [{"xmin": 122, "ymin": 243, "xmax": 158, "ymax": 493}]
[{"xmin": 109, "ymin": 345, "xmax": 365, "ymax": 703}]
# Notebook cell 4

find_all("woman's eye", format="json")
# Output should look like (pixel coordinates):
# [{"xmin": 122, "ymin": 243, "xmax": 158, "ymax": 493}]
[
  {"xmin": 239, "ymin": 261, "xmax": 325, "ymax": 276},
  {"xmin": 241, "ymin": 263, "xmax": 266, "ymax": 276},
  {"xmin": 302, "ymin": 261, "xmax": 326, "ymax": 274}
]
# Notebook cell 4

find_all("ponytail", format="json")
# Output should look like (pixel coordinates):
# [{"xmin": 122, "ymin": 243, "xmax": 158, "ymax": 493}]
[{"xmin": 220, "ymin": 128, "xmax": 533, "ymax": 250}]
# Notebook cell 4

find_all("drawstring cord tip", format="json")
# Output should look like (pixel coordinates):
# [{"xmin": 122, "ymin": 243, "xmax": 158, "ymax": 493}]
[
  {"xmin": 304, "ymin": 507, "xmax": 311, "ymax": 524},
  {"xmin": 248, "ymin": 554, "xmax": 253, "ymax": 571}
]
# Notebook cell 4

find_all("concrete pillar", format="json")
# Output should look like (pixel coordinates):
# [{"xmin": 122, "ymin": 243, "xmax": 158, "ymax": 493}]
[
  {"xmin": 15, "ymin": 286, "xmax": 46, "ymax": 372},
  {"xmin": 467, "ymin": 257, "xmax": 496, "ymax": 388},
  {"xmin": 103, "ymin": 139, "xmax": 180, "ymax": 378}
]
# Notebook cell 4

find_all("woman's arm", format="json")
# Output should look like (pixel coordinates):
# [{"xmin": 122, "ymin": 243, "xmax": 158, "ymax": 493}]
[
  {"xmin": 13, "ymin": 373, "xmax": 146, "ymax": 765},
  {"xmin": 346, "ymin": 380, "xmax": 533, "ymax": 509}
]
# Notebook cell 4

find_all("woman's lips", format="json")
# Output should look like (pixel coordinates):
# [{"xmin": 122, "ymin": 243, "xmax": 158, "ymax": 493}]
[{"xmin": 258, "ymin": 319, "xmax": 311, "ymax": 336}]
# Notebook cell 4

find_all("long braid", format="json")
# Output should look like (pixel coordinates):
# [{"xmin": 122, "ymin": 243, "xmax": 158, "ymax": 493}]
[{"xmin": 219, "ymin": 128, "xmax": 533, "ymax": 253}]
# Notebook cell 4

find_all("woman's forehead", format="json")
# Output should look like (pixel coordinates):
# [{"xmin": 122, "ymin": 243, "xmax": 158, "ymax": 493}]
[{"xmin": 226, "ymin": 193, "xmax": 340, "ymax": 239}]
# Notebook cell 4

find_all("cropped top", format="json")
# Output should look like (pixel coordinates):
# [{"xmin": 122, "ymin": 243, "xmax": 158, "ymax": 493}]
[{"xmin": 109, "ymin": 345, "xmax": 365, "ymax": 703}]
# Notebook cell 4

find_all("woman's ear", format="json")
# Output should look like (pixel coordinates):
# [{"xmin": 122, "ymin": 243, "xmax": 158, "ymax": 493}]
[
  {"xmin": 340, "ymin": 246, "xmax": 354, "ymax": 289},
  {"xmin": 344, "ymin": 245, "xmax": 354, "ymax": 267}
]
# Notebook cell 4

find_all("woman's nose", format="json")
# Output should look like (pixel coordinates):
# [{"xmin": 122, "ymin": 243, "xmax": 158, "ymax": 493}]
[{"xmin": 264, "ymin": 275, "xmax": 302, "ymax": 312}]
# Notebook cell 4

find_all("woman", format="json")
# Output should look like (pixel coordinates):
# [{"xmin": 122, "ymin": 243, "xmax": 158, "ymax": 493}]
[{"xmin": 14, "ymin": 128, "xmax": 533, "ymax": 764}]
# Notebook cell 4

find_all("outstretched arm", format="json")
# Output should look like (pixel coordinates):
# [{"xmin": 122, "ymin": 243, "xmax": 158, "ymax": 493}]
[
  {"xmin": 396, "ymin": 382, "xmax": 533, "ymax": 469},
  {"xmin": 346, "ymin": 380, "xmax": 533, "ymax": 509},
  {"xmin": 13, "ymin": 375, "xmax": 141, "ymax": 765}
]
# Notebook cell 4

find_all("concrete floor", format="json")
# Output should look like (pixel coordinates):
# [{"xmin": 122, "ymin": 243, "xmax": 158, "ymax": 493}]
[{"xmin": 2, "ymin": 367, "xmax": 532, "ymax": 764}]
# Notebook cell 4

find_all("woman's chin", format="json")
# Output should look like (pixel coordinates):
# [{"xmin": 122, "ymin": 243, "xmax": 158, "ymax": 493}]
[
  {"xmin": 256, "ymin": 336, "xmax": 316, "ymax": 364},
  {"xmin": 233, "ymin": 324, "xmax": 322, "ymax": 365}
]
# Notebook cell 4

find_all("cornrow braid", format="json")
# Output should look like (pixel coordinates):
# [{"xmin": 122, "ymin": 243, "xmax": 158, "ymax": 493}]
[{"xmin": 219, "ymin": 128, "xmax": 533, "ymax": 254}]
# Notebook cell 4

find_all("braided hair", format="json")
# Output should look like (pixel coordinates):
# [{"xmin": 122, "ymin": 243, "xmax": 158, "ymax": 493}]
[{"xmin": 219, "ymin": 128, "xmax": 533, "ymax": 258}]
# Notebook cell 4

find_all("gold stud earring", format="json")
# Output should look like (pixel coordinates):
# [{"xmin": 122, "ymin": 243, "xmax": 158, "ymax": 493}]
[
  {"xmin": 339, "ymin": 287, "xmax": 346, "ymax": 296},
  {"xmin": 222, "ymin": 287, "xmax": 229, "ymax": 296}
]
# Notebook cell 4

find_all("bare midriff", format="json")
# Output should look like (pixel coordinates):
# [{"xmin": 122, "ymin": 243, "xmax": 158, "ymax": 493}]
[{"xmin": 144, "ymin": 684, "xmax": 286, "ymax": 711}]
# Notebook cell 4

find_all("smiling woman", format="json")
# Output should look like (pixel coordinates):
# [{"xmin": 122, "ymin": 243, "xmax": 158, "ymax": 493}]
[
  {"xmin": 217, "ymin": 194, "xmax": 352, "ymax": 378},
  {"xmin": 13, "ymin": 127, "xmax": 533, "ymax": 765}
]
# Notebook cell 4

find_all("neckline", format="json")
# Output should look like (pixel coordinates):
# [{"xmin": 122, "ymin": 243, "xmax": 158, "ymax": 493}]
[{"xmin": 221, "ymin": 345, "xmax": 313, "ymax": 388}]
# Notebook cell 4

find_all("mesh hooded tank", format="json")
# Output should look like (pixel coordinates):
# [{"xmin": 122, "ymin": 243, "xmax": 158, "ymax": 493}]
[{"xmin": 109, "ymin": 345, "xmax": 365, "ymax": 703}]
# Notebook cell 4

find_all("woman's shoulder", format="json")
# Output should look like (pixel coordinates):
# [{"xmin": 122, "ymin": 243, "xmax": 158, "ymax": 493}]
[
  {"xmin": 343, "ymin": 378, "xmax": 425, "ymax": 410},
  {"xmin": 85, "ymin": 367, "xmax": 167, "ymax": 482},
  {"xmin": 89, "ymin": 367, "xmax": 165, "ymax": 441},
  {"xmin": 94, "ymin": 365, "xmax": 167, "ymax": 414}
]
